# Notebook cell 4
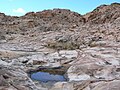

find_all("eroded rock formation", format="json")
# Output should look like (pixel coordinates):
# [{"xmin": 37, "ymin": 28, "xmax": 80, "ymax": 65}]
[{"xmin": 0, "ymin": 3, "xmax": 120, "ymax": 90}]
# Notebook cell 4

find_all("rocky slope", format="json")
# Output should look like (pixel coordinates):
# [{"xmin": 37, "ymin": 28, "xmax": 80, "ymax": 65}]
[
  {"xmin": 0, "ymin": 3, "xmax": 120, "ymax": 90},
  {"xmin": 84, "ymin": 3, "xmax": 120, "ymax": 24}
]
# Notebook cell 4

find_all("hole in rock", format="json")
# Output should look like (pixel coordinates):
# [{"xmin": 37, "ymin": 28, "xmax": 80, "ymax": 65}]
[
  {"xmin": 29, "ymin": 66, "xmax": 68, "ymax": 82},
  {"xmin": 30, "ymin": 72, "xmax": 67, "ymax": 82}
]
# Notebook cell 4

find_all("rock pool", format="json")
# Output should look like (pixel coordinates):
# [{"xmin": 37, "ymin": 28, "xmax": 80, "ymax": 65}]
[{"xmin": 30, "ymin": 71, "xmax": 67, "ymax": 82}]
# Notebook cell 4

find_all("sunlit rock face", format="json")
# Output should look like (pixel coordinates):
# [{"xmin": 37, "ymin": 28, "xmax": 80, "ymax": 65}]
[{"xmin": 0, "ymin": 3, "xmax": 120, "ymax": 90}]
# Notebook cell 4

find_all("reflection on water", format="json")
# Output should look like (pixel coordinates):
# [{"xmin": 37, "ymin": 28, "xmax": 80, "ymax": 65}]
[{"xmin": 30, "ymin": 72, "xmax": 66, "ymax": 82}]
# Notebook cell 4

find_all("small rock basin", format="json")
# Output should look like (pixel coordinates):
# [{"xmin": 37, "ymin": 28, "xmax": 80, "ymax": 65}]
[
  {"xmin": 28, "ymin": 66, "xmax": 69, "ymax": 82},
  {"xmin": 30, "ymin": 71, "xmax": 67, "ymax": 82}
]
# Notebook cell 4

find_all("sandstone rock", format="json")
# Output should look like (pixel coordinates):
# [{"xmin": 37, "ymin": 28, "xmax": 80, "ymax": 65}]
[
  {"xmin": 84, "ymin": 3, "xmax": 120, "ymax": 24},
  {"xmin": 92, "ymin": 80, "xmax": 120, "ymax": 90},
  {"xmin": 0, "ymin": 75, "xmax": 9, "ymax": 86},
  {"xmin": 0, "ymin": 2, "xmax": 120, "ymax": 90}
]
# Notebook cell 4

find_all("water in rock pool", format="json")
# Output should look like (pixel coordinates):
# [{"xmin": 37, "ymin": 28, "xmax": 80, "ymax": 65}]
[{"xmin": 30, "ymin": 72, "xmax": 66, "ymax": 82}]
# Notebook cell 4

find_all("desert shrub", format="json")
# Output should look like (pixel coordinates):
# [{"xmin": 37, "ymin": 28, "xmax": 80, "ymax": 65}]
[{"xmin": 46, "ymin": 41, "xmax": 80, "ymax": 50}]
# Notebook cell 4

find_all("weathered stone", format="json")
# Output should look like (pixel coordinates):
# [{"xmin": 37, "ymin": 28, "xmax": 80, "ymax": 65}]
[
  {"xmin": 0, "ymin": 3, "xmax": 120, "ymax": 90},
  {"xmin": 92, "ymin": 80, "xmax": 120, "ymax": 90}
]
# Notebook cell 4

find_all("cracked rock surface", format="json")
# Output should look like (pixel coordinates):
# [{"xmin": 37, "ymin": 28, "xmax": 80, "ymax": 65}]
[{"xmin": 0, "ymin": 3, "xmax": 120, "ymax": 90}]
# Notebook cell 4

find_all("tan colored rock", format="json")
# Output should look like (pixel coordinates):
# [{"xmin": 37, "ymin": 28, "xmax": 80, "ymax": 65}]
[
  {"xmin": 0, "ymin": 2, "xmax": 120, "ymax": 90},
  {"xmin": 92, "ymin": 80, "xmax": 120, "ymax": 90}
]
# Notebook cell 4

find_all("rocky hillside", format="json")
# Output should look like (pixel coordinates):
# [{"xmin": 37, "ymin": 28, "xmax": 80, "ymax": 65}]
[
  {"xmin": 84, "ymin": 3, "xmax": 120, "ymax": 24},
  {"xmin": 0, "ymin": 3, "xmax": 120, "ymax": 90}
]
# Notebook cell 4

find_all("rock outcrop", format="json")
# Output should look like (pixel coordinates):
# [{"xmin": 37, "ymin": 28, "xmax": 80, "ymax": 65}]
[
  {"xmin": 0, "ymin": 3, "xmax": 120, "ymax": 90},
  {"xmin": 84, "ymin": 3, "xmax": 120, "ymax": 24}
]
